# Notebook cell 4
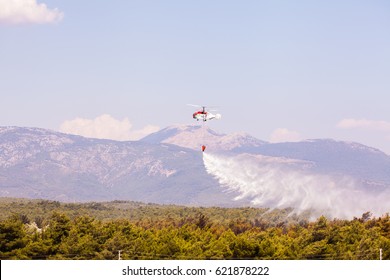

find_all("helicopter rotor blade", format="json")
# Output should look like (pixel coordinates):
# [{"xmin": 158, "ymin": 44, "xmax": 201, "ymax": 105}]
[
  {"xmin": 187, "ymin": 104, "xmax": 202, "ymax": 108},
  {"xmin": 187, "ymin": 104, "xmax": 219, "ymax": 110}
]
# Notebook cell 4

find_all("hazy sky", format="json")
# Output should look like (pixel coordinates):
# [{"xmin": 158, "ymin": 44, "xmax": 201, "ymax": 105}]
[{"xmin": 1, "ymin": 0, "xmax": 390, "ymax": 153}]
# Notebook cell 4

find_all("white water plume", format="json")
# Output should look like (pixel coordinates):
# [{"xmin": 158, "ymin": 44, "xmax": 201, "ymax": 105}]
[{"xmin": 203, "ymin": 153, "xmax": 390, "ymax": 219}]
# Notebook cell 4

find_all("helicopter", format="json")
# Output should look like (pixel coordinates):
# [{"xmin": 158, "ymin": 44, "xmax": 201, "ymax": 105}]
[
  {"xmin": 188, "ymin": 105, "xmax": 221, "ymax": 122},
  {"xmin": 188, "ymin": 104, "xmax": 221, "ymax": 152}
]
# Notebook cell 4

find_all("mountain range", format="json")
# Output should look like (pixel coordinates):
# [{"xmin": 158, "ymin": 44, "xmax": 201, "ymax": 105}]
[
  {"xmin": 143, "ymin": 125, "xmax": 390, "ymax": 189},
  {"xmin": 1, "ymin": 125, "xmax": 390, "ymax": 214}
]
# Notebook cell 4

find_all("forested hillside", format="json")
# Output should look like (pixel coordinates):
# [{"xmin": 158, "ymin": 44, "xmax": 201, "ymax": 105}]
[{"xmin": 0, "ymin": 198, "xmax": 389, "ymax": 260}]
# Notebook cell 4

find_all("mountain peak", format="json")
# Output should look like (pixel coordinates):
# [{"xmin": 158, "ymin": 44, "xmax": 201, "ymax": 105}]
[{"xmin": 141, "ymin": 124, "xmax": 266, "ymax": 151}]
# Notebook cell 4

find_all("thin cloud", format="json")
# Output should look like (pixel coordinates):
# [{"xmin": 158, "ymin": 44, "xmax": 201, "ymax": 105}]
[
  {"xmin": 337, "ymin": 118, "xmax": 390, "ymax": 131},
  {"xmin": 59, "ymin": 114, "xmax": 160, "ymax": 141},
  {"xmin": 269, "ymin": 128, "xmax": 302, "ymax": 143},
  {"xmin": 0, "ymin": 0, "xmax": 64, "ymax": 25}
]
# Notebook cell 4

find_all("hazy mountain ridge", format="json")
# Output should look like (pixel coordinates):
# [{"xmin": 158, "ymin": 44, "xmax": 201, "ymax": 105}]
[
  {"xmin": 141, "ymin": 124, "xmax": 267, "ymax": 151},
  {"xmin": 250, "ymin": 139, "xmax": 390, "ymax": 185},
  {"xmin": 1, "ymin": 125, "xmax": 390, "ymax": 211},
  {"xmin": 0, "ymin": 126, "xmax": 239, "ymax": 205},
  {"xmin": 142, "ymin": 125, "xmax": 390, "ymax": 186}
]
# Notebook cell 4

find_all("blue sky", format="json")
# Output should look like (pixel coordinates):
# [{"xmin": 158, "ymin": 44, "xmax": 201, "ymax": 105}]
[{"xmin": 1, "ymin": 0, "xmax": 390, "ymax": 152}]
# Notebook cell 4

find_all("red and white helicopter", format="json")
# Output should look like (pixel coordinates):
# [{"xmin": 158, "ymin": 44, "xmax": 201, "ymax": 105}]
[
  {"xmin": 188, "ymin": 105, "xmax": 221, "ymax": 152},
  {"xmin": 188, "ymin": 104, "xmax": 221, "ymax": 122}
]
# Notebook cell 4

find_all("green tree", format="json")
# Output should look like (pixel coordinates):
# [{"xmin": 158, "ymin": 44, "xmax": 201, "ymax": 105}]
[
  {"xmin": 0, "ymin": 214, "xmax": 28, "ymax": 259},
  {"xmin": 43, "ymin": 212, "xmax": 71, "ymax": 257}
]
